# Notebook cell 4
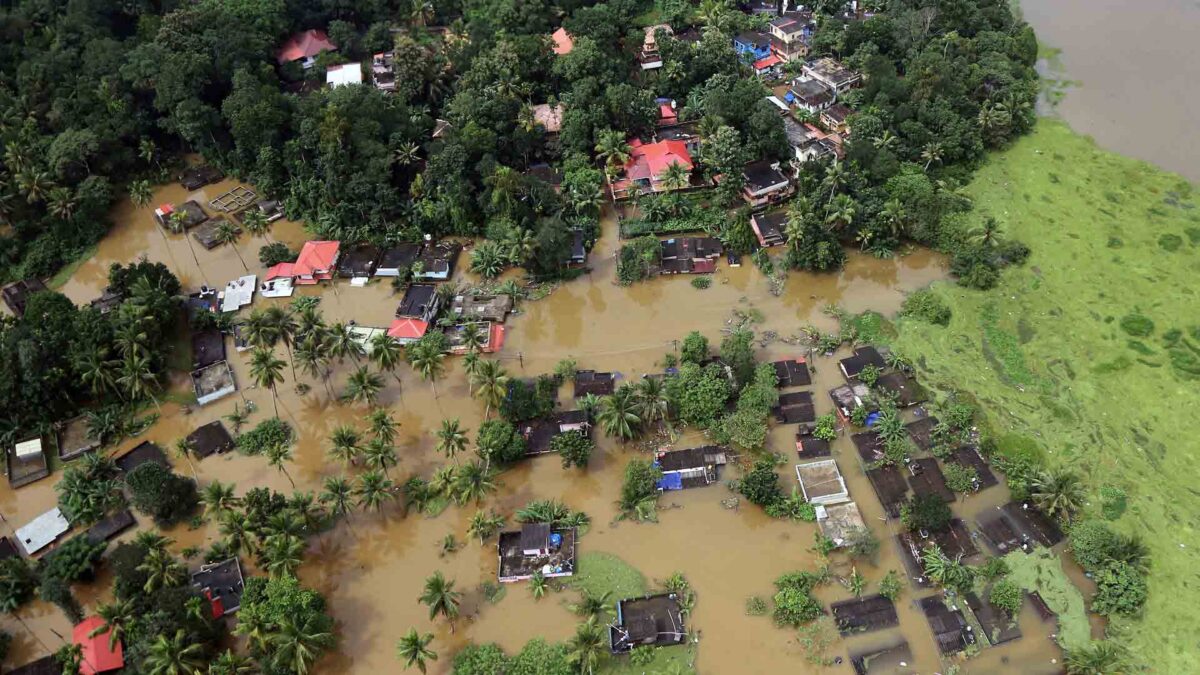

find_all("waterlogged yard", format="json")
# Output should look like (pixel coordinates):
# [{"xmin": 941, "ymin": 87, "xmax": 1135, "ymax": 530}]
[{"xmin": 891, "ymin": 120, "xmax": 1200, "ymax": 670}]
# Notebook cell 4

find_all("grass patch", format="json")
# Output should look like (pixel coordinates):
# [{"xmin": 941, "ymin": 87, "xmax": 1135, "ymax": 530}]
[
  {"xmin": 1003, "ymin": 548, "xmax": 1090, "ymax": 650},
  {"xmin": 894, "ymin": 120, "xmax": 1200, "ymax": 670},
  {"xmin": 46, "ymin": 244, "xmax": 98, "ymax": 289}
]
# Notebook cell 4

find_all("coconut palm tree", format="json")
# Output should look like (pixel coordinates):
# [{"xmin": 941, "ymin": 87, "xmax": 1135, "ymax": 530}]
[
  {"xmin": 635, "ymin": 377, "xmax": 669, "ymax": 427},
  {"xmin": 418, "ymin": 571, "xmax": 462, "ymax": 631},
  {"xmin": 47, "ymin": 186, "xmax": 76, "ymax": 220},
  {"xmin": 878, "ymin": 198, "xmax": 908, "ymax": 239},
  {"xmin": 166, "ymin": 210, "xmax": 204, "ymax": 280},
  {"xmin": 321, "ymin": 476, "xmax": 356, "ymax": 525},
  {"xmin": 1065, "ymin": 641, "xmax": 1128, "ymax": 675},
  {"xmin": 267, "ymin": 443, "xmax": 296, "ymax": 488},
  {"xmin": 369, "ymin": 332, "xmax": 405, "ymax": 387},
  {"xmin": 344, "ymin": 366, "xmax": 384, "ymax": 407},
  {"xmin": 265, "ymin": 305, "xmax": 299, "ymax": 380},
  {"xmin": 224, "ymin": 404, "xmax": 251, "ymax": 435},
  {"xmin": 461, "ymin": 351, "xmax": 482, "ymax": 386},
  {"xmin": 408, "ymin": 342, "xmax": 446, "ymax": 396},
  {"xmin": 459, "ymin": 322, "xmax": 487, "ymax": 354},
  {"xmin": 241, "ymin": 309, "xmax": 279, "ymax": 350},
  {"xmin": 209, "ymin": 649, "xmax": 256, "ymax": 675},
  {"xmin": 219, "ymin": 512, "xmax": 258, "ymax": 558},
  {"xmin": 921, "ymin": 142, "xmax": 944, "ymax": 171},
  {"xmin": 393, "ymin": 141, "xmax": 421, "ymax": 167},
  {"xmin": 118, "ymin": 351, "xmax": 159, "ymax": 407},
  {"xmin": 270, "ymin": 614, "xmax": 335, "ymax": 675},
  {"xmin": 501, "ymin": 228, "xmax": 536, "ymax": 265},
  {"xmin": 453, "ymin": 461, "xmax": 497, "ymax": 505},
  {"xmin": 396, "ymin": 627, "xmax": 437, "ymax": 673},
  {"xmin": 201, "ymin": 480, "xmax": 240, "ymax": 520},
  {"xmin": 138, "ymin": 548, "xmax": 186, "ymax": 594},
  {"xmin": 594, "ymin": 129, "xmax": 632, "ymax": 176},
  {"xmin": 363, "ymin": 438, "xmax": 398, "ymax": 477},
  {"xmin": 470, "ymin": 241, "xmax": 507, "ymax": 279},
  {"xmin": 1031, "ymin": 469, "xmax": 1085, "ymax": 522},
  {"xmin": 658, "ymin": 161, "xmax": 691, "ymax": 192},
  {"xmin": 130, "ymin": 179, "xmax": 154, "ymax": 207},
  {"xmin": 214, "ymin": 220, "xmax": 248, "ymax": 271},
  {"xmin": 357, "ymin": 470, "xmax": 396, "ymax": 512},
  {"xmin": 241, "ymin": 208, "xmax": 271, "ymax": 243},
  {"xmin": 597, "ymin": 387, "xmax": 641, "ymax": 441},
  {"xmin": 436, "ymin": 419, "xmax": 469, "ymax": 465},
  {"xmin": 327, "ymin": 321, "xmax": 365, "ymax": 362},
  {"xmin": 470, "ymin": 359, "xmax": 508, "ymax": 418},
  {"xmin": 969, "ymin": 216, "xmax": 1003, "ymax": 248},
  {"xmin": 145, "ymin": 629, "xmax": 206, "ymax": 675},
  {"xmin": 91, "ymin": 599, "xmax": 133, "ymax": 651},
  {"xmin": 467, "ymin": 509, "xmax": 505, "ymax": 544},
  {"xmin": 172, "ymin": 438, "xmax": 197, "ymax": 478},
  {"xmin": 328, "ymin": 426, "xmax": 362, "ymax": 468},
  {"xmin": 368, "ymin": 409, "xmax": 399, "ymax": 445},
  {"xmin": 821, "ymin": 161, "xmax": 847, "ymax": 204},
  {"xmin": 250, "ymin": 347, "xmax": 286, "ymax": 416},
  {"xmin": 263, "ymin": 535, "xmax": 304, "ymax": 578},
  {"xmin": 567, "ymin": 616, "xmax": 606, "ymax": 675},
  {"xmin": 824, "ymin": 193, "xmax": 857, "ymax": 232},
  {"xmin": 572, "ymin": 590, "xmax": 613, "ymax": 619},
  {"xmin": 486, "ymin": 165, "xmax": 524, "ymax": 215},
  {"xmin": 295, "ymin": 334, "xmax": 333, "ymax": 397},
  {"xmin": 79, "ymin": 351, "xmax": 119, "ymax": 397}
]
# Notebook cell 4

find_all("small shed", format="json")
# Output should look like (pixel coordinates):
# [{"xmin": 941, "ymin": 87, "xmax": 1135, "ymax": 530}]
[
  {"xmin": 831, "ymin": 594, "xmax": 899, "ymax": 635},
  {"xmin": 84, "ymin": 510, "xmax": 136, "ymax": 544},
  {"xmin": 192, "ymin": 361, "xmax": 237, "ymax": 405},
  {"xmin": 192, "ymin": 557, "xmax": 246, "ymax": 617},
  {"xmin": 186, "ymin": 421, "xmax": 235, "ymax": 459},
  {"xmin": 115, "ymin": 441, "xmax": 170, "ymax": 474},
  {"xmin": 574, "ymin": 370, "xmax": 616, "ymax": 397},
  {"xmin": 7, "ymin": 437, "xmax": 50, "ymax": 488},
  {"xmin": 73, "ymin": 616, "xmax": 125, "ymax": 675},
  {"xmin": 772, "ymin": 357, "xmax": 811, "ymax": 387},
  {"xmin": 773, "ymin": 390, "xmax": 815, "ymax": 423},
  {"xmin": 918, "ymin": 595, "xmax": 975, "ymax": 655},
  {"xmin": 16, "ymin": 507, "xmax": 71, "ymax": 556},
  {"xmin": 795, "ymin": 459, "xmax": 849, "ymax": 505}
]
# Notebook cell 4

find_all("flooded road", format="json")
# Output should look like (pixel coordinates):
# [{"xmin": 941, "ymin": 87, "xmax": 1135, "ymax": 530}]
[
  {"xmin": 1, "ymin": 178, "xmax": 1063, "ymax": 673},
  {"xmin": 1023, "ymin": 0, "xmax": 1200, "ymax": 182}
]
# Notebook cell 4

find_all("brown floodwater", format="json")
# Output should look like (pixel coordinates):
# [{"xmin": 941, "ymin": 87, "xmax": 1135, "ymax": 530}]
[
  {"xmin": 1023, "ymin": 0, "xmax": 1200, "ymax": 182},
  {"xmin": 1, "ymin": 179, "xmax": 1066, "ymax": 673}
]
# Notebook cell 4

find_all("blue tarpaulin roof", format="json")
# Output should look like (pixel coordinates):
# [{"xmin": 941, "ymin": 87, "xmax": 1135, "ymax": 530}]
[
  {"xmin": 865, "ymin": 411, "xmax": 883, "ymax": 427},
  {"xmin": 657, "ymin": 473, "xmax": 684, "ymax": 491}
]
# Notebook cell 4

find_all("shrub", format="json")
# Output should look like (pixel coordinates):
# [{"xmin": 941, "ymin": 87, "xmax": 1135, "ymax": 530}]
[
  {"xmin": 1100, "ymin": 486, "xmax": 1127, "ymax": 520},
  {"xmin": 620, "ymin": 459, "xmax": 662, "ymax": 513},
  {"xmin": 738, "ymin": 457, "xmax": 783, "ymax": 508},
  {"xmin": 630, "ymin": 646, "xmax": 655, "ymax": 666},
  {"xmin": 745, "ymin": 595, "xmax": 768, "ymax": 615},
  {"xmin": 500, "ymin": 376, "xmax": 557, "ymax": 423},
  {"xmin": 124, "ymin": 462, "xmax": 199, "ymax": 527},
  {"xmin": 901, "ymin": 288, "xmax": 952, "ymax": 326},
  {"xmin": 552, "ymin": 431, "xmax": 594, "ymax": 469},
  {"xmin": 680, "ymin": 331, "xmax": 708, "ymax": 364},
  {"xmin": 0, "ymin": 558, "xmax": 38, "ymax": 612},
  {"xmin": 237, "ymin": 417, "xmax": 293, "ymax": 456},
  {"xmin": 772, "ymin": 571, "xmax": 824, "ymax": 627},
  {"xmin": 690, "ymin": 276, "xmax": 711, "ymax": 289},
  {"xmin": 900, "ymin": 494, "xmax": 952, "ymax": 533},
  {"xmin": 812, "ymin": 414, "xmax": 838, "ymax": 442},
  {"xmin": 476, "ymin": 419, "xmax": 528, "ymax": 465},
  {"xmin": 1092, "ymin": 562, "xmax": 1148, "ymax": 616},
  {"xmin": 452, "ymin": 643, "xmax": 508, "ymax": 674},
  {"xmin": 1119, "ymin": 313, "xmax": 1155, "ymax": 337},
  {"xmin": 877, "ymin": 570, "xmax": 903, "ymax": 601},
  {"xmin": 979, "ymin": 557, "xmax": 1010, "ymax": 581},
  {"xmin": 943, "ymin": 462, "xmax": 978, "ymax": 493},
  {"xmin": 616, "ymin": 236, "xmax": 661, "ymax": 285},
  {"xmin": 258, "ymin": 242, "xmax": 295, "ymax": 267},
  {"xmin": 39, "ymin": 576, "xmax": 83, "ymax": 623},
  {"xmin": 989, "ymin": 578, "xmax": 1022, "ymax": 615},
  {"xmin": 718, "ymin": 408, "xmax": 770, "ymax": 450},
  {"xmin": 845, "ymin": 527, "xmax": 880, "ymax": 562},
  {"xmin": 849, "ymin": 405, "xmax": 869, "ymax": 427},
  {"xmin": 39, "ymin": 537, "xmax": 106, "ymax": 583}
]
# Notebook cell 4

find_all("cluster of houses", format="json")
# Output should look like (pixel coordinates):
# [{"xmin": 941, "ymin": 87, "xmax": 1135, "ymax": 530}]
[{"xmin": 274, "ymin": 28, "xmax": 398, "ymax": 93}]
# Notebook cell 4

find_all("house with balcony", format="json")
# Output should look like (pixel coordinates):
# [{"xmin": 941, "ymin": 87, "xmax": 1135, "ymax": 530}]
[
  {"xmin": 821, "ymin": 103, "xmax": 854, "ymax": 135},
  {"xmin": 740, "ymin": 160, "xmax": 793, "ymax": 208},
  {"xmin": 641, "ymin": 24, "xmax": 672, "ymax": 70},
  {"xmin": 802, "ymin": 57, "xmax": 862, "ymax": 94},
  {"xmin": 769, "ymin": 13, "xmax": 814, "ymax": 62},
  {"xmin": 786, "ymin": 78, "xmax": 835, "ymax": 114},
  {"xmin": 733, "ymin": 32, "xmax": 772, "ymax": 63}
]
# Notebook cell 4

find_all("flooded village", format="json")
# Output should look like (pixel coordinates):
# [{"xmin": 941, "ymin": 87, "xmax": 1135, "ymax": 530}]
[
  {"xmin": 0, "ymin": 168, "xmax": 1083, "ymax": 673},
  {"xmin": 0, "ymin": 0, "xmax": 1146, "ymax": 673}
]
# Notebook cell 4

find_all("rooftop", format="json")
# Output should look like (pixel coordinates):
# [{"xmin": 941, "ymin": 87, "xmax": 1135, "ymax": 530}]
[
  {"xmin": 815, "ymin": 501, "xmax": 865, "ymax": 547},
  {"xmin": 8, "ymin": 437, "xmax": 50, "ymax": 488},
  {"xmin": 397, "ymin": 283, "xmax": 439, "ymax": 318},
  {"xmin": 865, "ymin": 464, "xmax": 908, "ymax": 518},
  {"xmin": 16, "ymin": 507, "xmax": 70, "ymax": 556},
  {"xmin": 772, "ymin": 357, "xmax": 811, "ymax": 387},
  {"xmin": 789, "ymin": 78, "xmax": 834, "ymax": 104},
  {"xmin": 115, "ymin": 441, "xmax": 170, "ymax": 474},
  {"xmin": 278, "ymin": 29, "xmax": 336, "ymax": 64},
  {"xmin": 192, "ymin": 360, "xmax": 237, "ymax": 405},
  {"xmin": 192, "ymin": 557, "xmax": 246, "ymax": 616},
  {"xmin": 336, "ymin": 243, "xmax": 380, "ymax": 278},
  {"xmin": 84, "ymin": 510, "xmax": 136, "ymax": 545},
  {"xmin": 742, "ymin": 160, "xmax": 790, "ymax": 192},
  {"xmin": 551, "ymin": 27, "xmax": 574, "ymax": 55},
  {"xmin": 377, "ymin": 243, "xmax": 423, "ymax": 273},
  {"xmin": 74, "ymin": 615, "xmax": 125, "ymax": 675},
  {"xmin": 795, "ymin": 459, "xmax": 849, "ymax": 504},
  {"xmin": 804, "ymin": 57, "xmax": 861, "ymax": 86},
  {"xmin": 191, "ymin": 328, "xmax": 226, "ymax": 369},
  {"xmin": 574, "ymin": 369, "xmax": 616, "ymax": 397},
  {"xmin": 838, "ymin": 346, "xmax": 886, "ymax": 379},
  {"xmin": 2, "ymin": 278, "xmax": 47, "ymax": 316},
  {"xmin": 753, "ymin": 212, "xmax": 789, "ymax": 248},
  {"xmin": 186, "ymin": 420, "xmax": 235, "ymax": 459},
  {"xmin": 326, "ymin": 62, "xmax": 362, "ymax": 88},
  {"xmin": 919, "ymin": 595, "xmax": 975, "ymax": 655},
  {"xmin": 497, "ymin": 526, "xmax": 576, "ymax": 582},
  {"xmin": 450, "ymin": 294, "xmax": 513, "ymax": 323},
  {"xmin": 823, "ymin": 103, "xmax": 853, "ymax": 124},
  {"xmin": 907, "ymin": 458, "xmax": 955, "ymax": 503},
  {"xmin": 610, "ymin": 593, "xmax": 687, "ymax": 653},
  {"xmin": 773, "ymin": 390, "xmax": 815, "ymax": 424},
  {"xmin": 831, "ymin": 594, "xmax": 899, "ymax": 636},
  {"xmin": 531, "ymin": 103, "xmax": 564, "ymax": 133}
]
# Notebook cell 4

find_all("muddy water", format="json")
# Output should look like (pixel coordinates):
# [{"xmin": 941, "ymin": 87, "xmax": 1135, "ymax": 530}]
[
  {"xmin": 2, "ymin": 180, "xmax": 1062, "ymax": 673},
  {"xmin": 1023, "ymin": 0, "xmax": 1200, "ymax": 182}
]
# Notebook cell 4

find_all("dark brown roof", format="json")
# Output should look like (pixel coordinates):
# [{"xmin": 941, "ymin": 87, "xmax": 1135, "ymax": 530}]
[
  {"xmin": 336, "ymin": 244, "xmax": 381, "ymax": 277},
  {"xmin": 772, "ymin": 358, "xmax": 811, "ymax": 387},
  {"xmin": 905, "ymin": 416, "xmax": 939, "ymax": 451},
  {"xmin": 773, "ymin": 390, "xmax": 815, "ymax": 424},
  {"xmin": 574, "ymin": 370, "xmax": 615, "ymax": 397},
  {"xmin": 838, "ymin": 346, "xmax": 885, "ymax": 379},
  {"xmin": 84, "ymin": 510, "xmax": 136, "ymax": 544},
  {"xmin": 831, "ymin": 594, "xmax": 899, "ymax": 635},
  {"xmin": 191, "ymin": 329, "xmax": 226, "ymax": 369},
  {"xmin": 378, "ymin": 243, "xmax": 422, "ymax": 271},
  {"xmin": 907, "ymin": 458, "xmax": 954, "ymax": 503},
  {"xmin": 115, "ymin": 441, "xmax": 169, "ymax": 473},
  {"xmin": 919, "ymin": 595, "xmax": 974, "ymax": 655},
  {"xmin": 186, "ymin": 421, "xmax": 235, "ymax": 459},
  {"xmin": 949, "ymin": 446, "xmax": 998, "ymax": 489},
  {"xmin": 1001, "ymin": 502, "xmax": 1064, "ymax": 547},
  {"xmin": 2, "ymin": 279, "xmax": 47, "ymax": 317},
  {"xmin": 519, "ymin": 523, "xmax": 551, "ymax": 551},
  {"xmin": 865, "ymin": 464, "xmax": 908, "ymax": 518}
]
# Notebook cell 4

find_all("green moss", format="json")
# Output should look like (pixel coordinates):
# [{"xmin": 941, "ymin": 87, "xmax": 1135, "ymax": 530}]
[
  {"xmin": 1003, "ymin": 549, "xmax": 1090, "ymax": 651},
  {"xmin": 893, "ymin": 120, "xmax": 1200, "ymax": 670}
]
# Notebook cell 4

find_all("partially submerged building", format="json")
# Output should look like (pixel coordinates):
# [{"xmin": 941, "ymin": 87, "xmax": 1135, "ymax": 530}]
[
  {"xmin": 831, "ymin": 594, "xmax": 899, "ymax": 636},
  {"xmin": 795, "ymin": 459, "xmax": 849, "ymax": 505},
  {"xmin": 73, "ymin": 615, "xmax": 125, "ymax": 675},
  {"xmin": 192, "ymin": 360, "xmax": 237, "ymax": 405},
  {"xmin": 192, "ymin": 557, "xmax": 246, "ymax": 617},
  {"xmin": 179, "ymin": 164, "xmax": 223, "ymax": 191},
  {"xmin": 396, "ymin": 283, "xmax": 441, "ymax": 330},
  {"xmin": 186, "ymin": 421, "xmax": 235, "ymax": 460},
  {"xmin": 116, "ymin": 441, "xmax": 170, "ymax": 474},
  {"xmin": 155, "ymin": 200, "xmax": 208, "ymax": 230},
  {"xmin": 609, "ymin": 593, "xmax": 687, "ymax": 653},
  {"xmin": 84, "ymin": 510, "xmax": 136, "ymax": 545},
  {"xmin": 773, "ymin": 390, "xmax": 816, "ymax": 424},
  {"xmin": 265, "ymin": 240, "xmax": 340, "ymax": 285},
  {"xmin": 7, "ymin": 437, "xmax": 50, "ymax": 488},
  {"xmin": 919, "ymin": 595, "xmax": 975, "ymax": 655},
  {"xmin": 839, "ymin": 346, "xmax": 886, "ymax": 380},
  {"xmin": 740, "ymin": 160, "xmax": 792, "ymax": 208},
  {"xmin": 375, "ymin": 242, "xmax": 423, "ymax": 277},
  {"xmin": 815, "ymin": 501, "xmax": 866, "ymax": 548},
  {"xmin": 497, "ymin": 523, "xmax": 576, "ymax": 582},
  {"xmin": 907, "ymin": 458, "xmax": 955, "ymax": 503},
  {"xmin": 191, "ymin": 217, "xmax": 237, "ymax": 250},
  {"xmin": 574, "ymin": 370, "xmax": 616, "ymax": 397},
  {"xmin": 802, "ymin": 57, "xmax": 862, "ymax": 94},
  {"xmin": 829, "ymin": 382, "xmax": 872, "ymax": 420},
  {"xmin": 875, "ymin": 372, "xmax": 926, "ymax": 407},
  {"xmin": 795, "ymin": 431, "xmax": 832, "ymax": 460},
  {"xmin": 191, "ymin": 328, "xmax": 226, "ymax": 370},
  {"xmin": 655, "ymin": 446, "xmax": 727, "ymax": 490},
  {"xmin": 2, "ymin": 278, "xmax": 47, "ymax": 317},
  {"xmin": 220, "ymin": 274, "xmax": 257, "ymax": 313},
  {"xmin": 964, "ymin": 589, "xmax": 1022, "ymax": 646},
  {"xmin": 414, "ymin": 240, "xmax": 461, "ymax": 281},
  {"xmin": 520, "ymin": 410, "xmax": 590, "ymax": 456},
  {"xmin": 751, "ymin": 211, "xmax": 788, "ymax": 248},
  {"xmin": 772, "ymin": 357, "xmax": 812, "ymax": 387},
  {"xmin": 16, "ymin": 507, "xmax": 70, "ymax": 556},
  {"xmin": 444, "ymin": 322, "xmax": 506, "ymax": 355},
  {"xmin": 57, "ymin": 416, "xmax": 100, "ymax": 462},
  {"xmin": 450, "ymin": 294, "xmax": 513, "ymax": 323},
  {"xmin": 866, "ymin": 463, "xmax": 908, "ymax": 518},
  {"xmin": 850, "ymin": 640, "xmax": 914, "ymax": 675},
  {"xmin": 336, "ymin": 244, "xmax": 380, "ymax": 284}
]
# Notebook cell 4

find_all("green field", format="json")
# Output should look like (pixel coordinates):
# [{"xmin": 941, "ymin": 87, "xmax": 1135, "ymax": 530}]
[{"xmin": 892, "ymin": 120, "xmax": 1200, "ymax": 669}]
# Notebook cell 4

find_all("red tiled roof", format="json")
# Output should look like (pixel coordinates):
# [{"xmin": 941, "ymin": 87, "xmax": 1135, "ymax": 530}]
[
  {"xmin": 264, "ymin": 241, "xmax": 339, "ymax": 281},
  {"xmin": 388, "ymin": 318, "xmax": 429, "ymax": 340},
  {"xmin": 74, "ymin": 616, "xmax": 124, "ymax": 675},
  {"xmin": 277, "ymin": 29, "xmax": 337, "ymax": 64},
  {"xmin": 265, "ymin": 262, "xmax": 295, "ymax": 281},
  {"xmin": 754, "ymin": 54, "xmax": 782, "ymax": 70},
  {"xmin": 658, "ymin": 104, "xmax": 677, "ymax": 121},
  {"xmin": 625, "ymin": 139, "xmax": 693, "ymax": 182},
  {"xmin": 551, "ymin": 28, "xmax": 574, "ymax": 55}
]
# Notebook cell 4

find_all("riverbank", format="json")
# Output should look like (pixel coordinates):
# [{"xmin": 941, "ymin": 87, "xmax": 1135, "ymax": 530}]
[{"xmin": 892, "ymin": 119, "xmax": 1199, "ymax": 670}]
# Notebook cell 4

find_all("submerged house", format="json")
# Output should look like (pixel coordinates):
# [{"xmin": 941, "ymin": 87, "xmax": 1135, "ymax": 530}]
[
  {"xmin": 609, "ymin": 594, "xmax": 688, "ymax": 653},
  {"xmin": 815, "ymin": 501, "xmax": 866, "ymax": 548},
  {"xmin": 829, "ymin": 381, "xmax": 873, "ymax": 420},
  {"xmin": 390, "ymin": 283, "xmax": 441, "ymax": 344},
  {"xmin": 375, "ymin": 242, "xmax": 423, "ymax": 277},
  {"xmin": 772, "ymin": 358, "xmax": 812, "ymax": 387},
  {"xmin": 192, "ymin": 361, "xmax": 237, "ymax": 406},
  {"xmin": 521, "ymin": 410, "xmax": 590, "ymax": 455},
  {"xmin": 277, "ymin": 29, "xmax": 337, "ymax": 70},
  {"xmin": 659, "ymin": 236, "xmax": 722, "ymax": 275},
  {"xmin": 795, "ymin": 459, "xmax": 850, "ymax": 505},
  {"xmin": 839, "ymin": 346, "xmax": 886, "ymax": 380},
  {"xmin": 574, "ymin": 370, "xmax": 616, "ymax": 397},
  {"xmin": 655, "ymin": 446, "xmax": 728, "ymax": 490},
  {"xmin": 450, "ymin": 294, "xmax": 513, "ymax": 323},
  {"xmin": 335, "ymin": 244, "xmax": 380, "ymax": 284},
  {"xmin": 7, "ymin": 437, "xmax": 50, "ymax": 488},
  {"xmin": 16, "ymin": 507, "xmax": 70, "ymax": 556},
  {"xmin": 265, "ymin": 241, "xmax": 340, "ymax": 285},
  {"xmin": 414, "ymin": 240, "xmax": 461, "ymax": 281},
  {"xmin": 444, "ymin": 322, "xmax": 506, "ymax": 355},
  {"xmin": 751, "ymin": 211, "xmax": 788, "ymax": 248},
  {"xmin": 73, "ymin": 616, "xmax": 125, "ymax": 675},
  {"xmin": 497, "ymin": 523, "xmax": 576, "ymax": 582}
]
